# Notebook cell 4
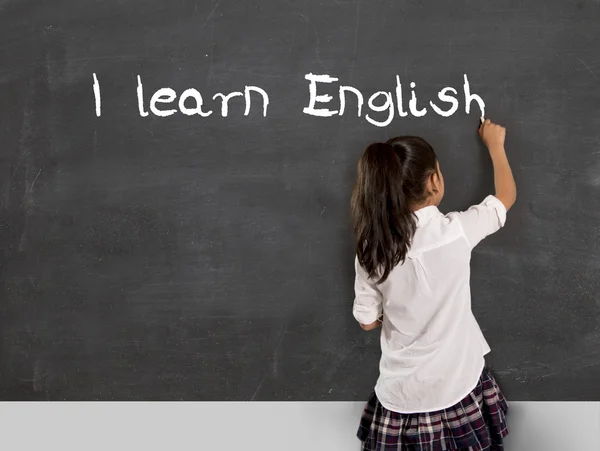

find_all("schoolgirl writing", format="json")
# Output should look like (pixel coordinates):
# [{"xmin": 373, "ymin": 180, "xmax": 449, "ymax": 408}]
[{"xmin": 351, "ymin": 119, "xmax": 516, "ymax": 451}]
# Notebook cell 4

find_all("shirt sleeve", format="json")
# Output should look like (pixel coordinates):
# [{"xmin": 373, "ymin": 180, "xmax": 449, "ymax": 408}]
[
  {"xmin": 449, "ymin": 195, "xmax": 507, "ymax": 249},
  {"xmin": 352, "ymin": 257, "xmax": 383, "ymax": 325}
]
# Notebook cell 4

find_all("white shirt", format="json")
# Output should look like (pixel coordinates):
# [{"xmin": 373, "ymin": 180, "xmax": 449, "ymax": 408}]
[{"xmin": 352, "ymin": 195, "xmax": 507, "ymax": 413}]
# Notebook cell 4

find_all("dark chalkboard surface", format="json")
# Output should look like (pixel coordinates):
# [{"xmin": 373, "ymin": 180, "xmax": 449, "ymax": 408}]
[{"xmin": 1, "ymin": 0, "xmax": 599, "ymax": 401}]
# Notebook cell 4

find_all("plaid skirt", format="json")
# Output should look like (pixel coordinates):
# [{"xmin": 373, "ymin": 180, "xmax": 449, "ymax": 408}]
[{"xmin": 357, "ymin": 367, "xmax": 509, "ymax": 451}]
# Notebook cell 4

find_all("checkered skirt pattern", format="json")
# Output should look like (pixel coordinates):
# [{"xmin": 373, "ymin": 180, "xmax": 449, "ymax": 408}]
[{"xmin": 357, "ymin": 367, "xmax": 509, "ymax": 451}]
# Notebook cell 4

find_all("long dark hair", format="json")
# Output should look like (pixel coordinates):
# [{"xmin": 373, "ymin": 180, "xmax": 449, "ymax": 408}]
[{"xmin": 351, "ymin": 136, "xmax": 438, "ymax": 284}]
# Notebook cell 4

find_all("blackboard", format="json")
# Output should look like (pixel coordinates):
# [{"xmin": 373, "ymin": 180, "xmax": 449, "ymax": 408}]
[{"xmin": 1, "ymin": 0, "xmax": 599, "ymax": 401}]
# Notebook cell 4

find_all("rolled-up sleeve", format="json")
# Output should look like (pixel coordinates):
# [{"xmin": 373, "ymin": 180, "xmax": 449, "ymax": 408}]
[
  {"xmin": 352, "ymin": 257, "xmax": 383, "ymax": 325},
  {"xmin": 450, "ymin": 195, "xmax": 507, "ymax": 249}
]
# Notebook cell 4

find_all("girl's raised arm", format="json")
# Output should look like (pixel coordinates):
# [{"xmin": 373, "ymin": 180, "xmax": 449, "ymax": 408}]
[{"xmin": 479, "ymin": 119, "xmax": 517, "ymax": 211}]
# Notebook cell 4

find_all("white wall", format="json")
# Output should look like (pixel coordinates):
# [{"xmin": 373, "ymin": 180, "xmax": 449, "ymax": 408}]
[{"xmin": 1, "ymin": 402, "xmax": 599, "ymax": 450}]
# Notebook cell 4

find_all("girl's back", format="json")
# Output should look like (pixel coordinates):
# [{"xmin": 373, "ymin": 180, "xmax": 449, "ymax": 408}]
[{"xmin": 355, "ymin": 196, "xmax": 505, "ymax": 412}]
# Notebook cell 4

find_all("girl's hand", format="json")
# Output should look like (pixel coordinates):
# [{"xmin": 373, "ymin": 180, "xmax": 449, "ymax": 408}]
[
  {"xmin": 360, "ymin": 318, "xmax": 383, "ymax": 331},
  {"xmin": 478, "ymin": 119, "xmax": 506, "ymax": 151}
]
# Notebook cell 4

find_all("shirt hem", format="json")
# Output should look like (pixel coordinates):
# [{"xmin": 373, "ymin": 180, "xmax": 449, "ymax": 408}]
[{"xmin": 374, "ymin": 358, "xmax": 486, "ymax": 414}]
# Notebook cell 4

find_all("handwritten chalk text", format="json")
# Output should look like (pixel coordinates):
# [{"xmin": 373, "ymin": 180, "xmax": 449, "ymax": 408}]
[
  {"xmin": 92, "ymin": 72, "xmax": 485, "ymax": 125},
  {"xmin": 135, "ymin": 75, "xmax": 269, "ymax": 118},
  {"xmin": 302, "ymin": 73, "xmax": 485, "ymax": 126}
]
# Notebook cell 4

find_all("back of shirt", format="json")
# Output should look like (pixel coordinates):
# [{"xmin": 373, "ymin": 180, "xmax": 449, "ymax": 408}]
[{"xmin": 352, "ymin": 195, "xmax": 507, "ymax": 413}]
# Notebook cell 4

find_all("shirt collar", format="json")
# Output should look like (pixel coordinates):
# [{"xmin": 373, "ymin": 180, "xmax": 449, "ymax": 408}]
[{"xmin": 414, "ymin": 205, "xmax": 442, "ymax": 224}]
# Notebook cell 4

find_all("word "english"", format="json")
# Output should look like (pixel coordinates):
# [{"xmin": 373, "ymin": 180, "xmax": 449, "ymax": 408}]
[{"xmin": 302, "ymin": 73, "xmax": 485, "ymax": 126}]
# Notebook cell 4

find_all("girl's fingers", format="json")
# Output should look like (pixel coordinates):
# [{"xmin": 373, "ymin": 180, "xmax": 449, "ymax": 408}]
[{"xmin": 479, "ymin": 118, "xmax": 492, "ymax": 133}]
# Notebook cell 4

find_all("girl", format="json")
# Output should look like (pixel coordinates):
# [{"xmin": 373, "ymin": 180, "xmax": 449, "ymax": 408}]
[{"xmin": 351, "ymin": 119, "xmax": 516, "ymax": 451}]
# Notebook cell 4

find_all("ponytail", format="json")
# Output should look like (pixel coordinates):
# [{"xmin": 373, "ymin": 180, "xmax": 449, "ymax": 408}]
[{"xmin": 351, "ymin": 137, "xmax": 438, "ymax": 283}]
